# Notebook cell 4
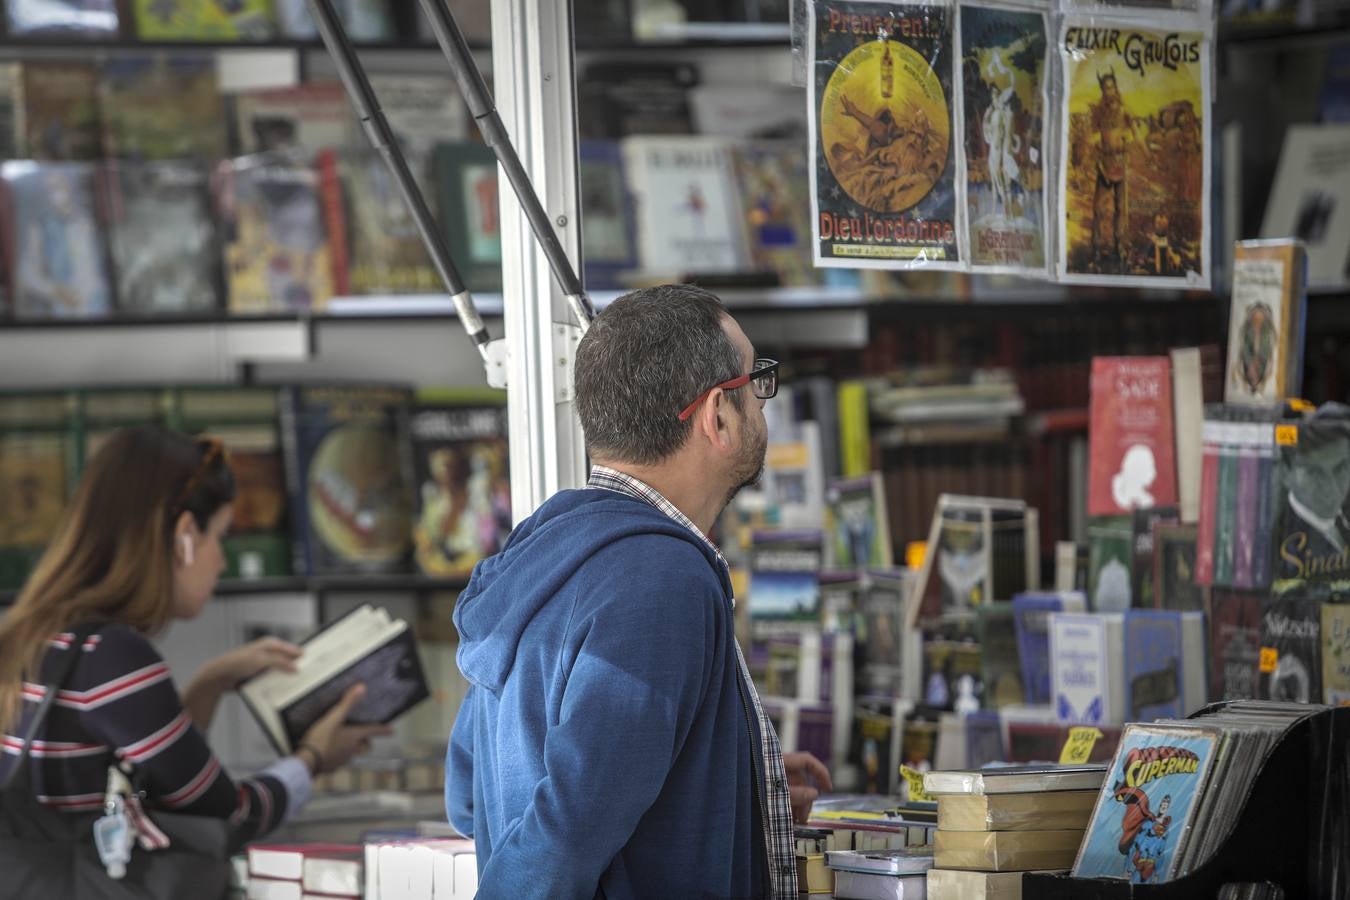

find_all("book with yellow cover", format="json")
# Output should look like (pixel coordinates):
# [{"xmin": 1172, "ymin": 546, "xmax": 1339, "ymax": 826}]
[
  {"xmin": 934, "ymin": 829, "xmax": 1083, "ymax": 872},
  {"xmin": 938, "ymin": 790, "xmax": 1098, "ymax": 832}
]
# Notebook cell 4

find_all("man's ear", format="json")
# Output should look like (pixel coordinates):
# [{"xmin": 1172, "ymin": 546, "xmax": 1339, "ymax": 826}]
[{"xmin": 696, "ymin": 387, "xmax": 735, "ymax": 453}]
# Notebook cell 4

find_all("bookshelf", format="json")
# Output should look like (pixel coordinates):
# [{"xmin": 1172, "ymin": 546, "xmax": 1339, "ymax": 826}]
[{"xmin": 0, "ymin": 573, "xmax": 471, "ymax": 607}]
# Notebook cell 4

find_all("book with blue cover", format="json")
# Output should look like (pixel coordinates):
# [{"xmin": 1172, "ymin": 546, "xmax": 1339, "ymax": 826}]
[
  {"xmin": 748, "ymin": 530, "xmax": 823, "ymax": 622},
  {"xmin": 1013, "ymin": 591, "xmax": 1086, "ymax": 705},
  {"xmin": 1073, "ymin": 723, "xmax": 1219, "ymax": 883},
  {"xmin": 1126, "ymin": 610, "xmax": 1182, "ymax": 722}
]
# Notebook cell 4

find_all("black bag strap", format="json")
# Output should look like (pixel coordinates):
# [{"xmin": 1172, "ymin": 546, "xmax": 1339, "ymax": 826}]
[{"xmin": 1, "ymin": 621, "xmax": 106, "ymax": 791}]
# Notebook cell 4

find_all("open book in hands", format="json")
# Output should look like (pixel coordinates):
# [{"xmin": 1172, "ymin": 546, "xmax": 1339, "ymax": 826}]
[{"xmin": 240, "ymin": 604, "xmax": 431, "ymax": 755}]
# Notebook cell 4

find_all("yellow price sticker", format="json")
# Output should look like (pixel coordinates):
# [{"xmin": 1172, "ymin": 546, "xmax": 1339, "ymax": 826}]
[
  {"xmin": 1059, "ymin": 726, "xmax": 1104, "ymax": 765},
  {"xmin": 1276, "ymin": 425, "xmax": 1298, "ymax": 446},
  {"xmin": 899, "ymin": 765, "xmax": 934, "ymax": 803},
  {"xmin": 1288, "ymin": 398, "xmax": 1314, "ymax": 413},
  {"xmin": 1259, "ymin": 647, "xmax": 1278, "ymax": 673}
]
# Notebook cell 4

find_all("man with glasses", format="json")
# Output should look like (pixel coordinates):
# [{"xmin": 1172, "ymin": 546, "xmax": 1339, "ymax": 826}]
[{"xmin": 446, "ymin": 284, "xmax": 830, "ymax": 899}]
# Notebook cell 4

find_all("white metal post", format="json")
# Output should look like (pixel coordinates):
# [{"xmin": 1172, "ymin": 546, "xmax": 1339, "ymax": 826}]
[{"xmin": 492, "ymin": 0, "xmax": 589, "ymax": 519}]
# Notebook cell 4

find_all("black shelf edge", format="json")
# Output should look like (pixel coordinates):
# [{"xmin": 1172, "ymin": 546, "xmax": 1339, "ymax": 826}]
[{"xmin": 0, "ymin": 37, "xmax": 490, "ymax": 53}]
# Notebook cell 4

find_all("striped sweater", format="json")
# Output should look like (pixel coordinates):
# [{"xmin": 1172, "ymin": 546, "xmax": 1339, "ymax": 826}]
[{"xmin": 0, "ymin": 623, "xmax": 291, "ymax": 839}]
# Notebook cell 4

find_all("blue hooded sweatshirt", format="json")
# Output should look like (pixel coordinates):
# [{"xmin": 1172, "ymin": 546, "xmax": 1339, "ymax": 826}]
[{"xmin": 445, "ymin": 488, "xmax": 769, "ymax": 900}]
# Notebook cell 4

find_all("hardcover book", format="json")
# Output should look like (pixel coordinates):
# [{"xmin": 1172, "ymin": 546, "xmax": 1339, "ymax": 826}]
[
  {"xmin": 1208, "ymin": 588, "xmax": 1262, "ymax": 702},
  {"xmin": 976, "ymin": 602, "xmax": 1023, "ymax": 709},
  {"xmin": 1049, "ymin": 612, "xmax": 1125, "ymax": 726},
  {"xmin": 1258, "ymin": 596, "xmax": 1323, "ymax": 704},
  {"xmin": 730, "ymin": 140, "xmax": 815, "ymax": 287},
  {"xmin": 1130, "ymin": 506, "xmax": 1179, "ymax": 608},
  {"xmin": 620, "ymin": 135, "xmax": 749, "ymax": 277},
  {"xmin": 1073, "ymin": 723, "xmax": 1220, "ymax": 883},
  {"xmin": 912, "ymin": 494, "xmax": 1036, "ymax": 626},
  {"xmin": 924, "ymin": 764, "xmax": 1106, "ymax": 796},
  {"xmin": 4, "ymin": 0, "xmax": 117, "ymax": 36},
  {"xmin": 826, "ymin": 471, "xmax": 892, "ymax": 569},
  {"xmin": 1152, "ymin": 522, "xmax": 1205, "ymax": 612},
  {"xmin": 233, "ymin": 83, "xmax": 353, "ymax": 157},
  {"xmin": 1275, "ymin": 412, "xmax": 1350, "ymax": 592},
  {"xmin": 847, "ymin": 695, "xmax": 907, "ymax": 794},
  {"xmin": 578, "ymin": 140, "xmax": 638, "ymax": 290},
  {"xmin": 1323, "ymin": 602, "xmax": 1350, "ymax": 706},
  {"xmin": 1124, "ymin": 610, "xmax": 1206, "ymax": 721},
  {"xmin": 748, "ymin": 530, "xmax": 823, "ymax": 622},
  {"xmin": 1088, "ymin": 357, "xmax": 1179, "ymax": 517},
  {"xmin": 240, "ymin": 604, "xmax": 429, "ymax": 755},
  {"xmin": 937, "ymin": 790, "xmax": 1099, "ymax": 833},
  {"xmin": 216, "ymin": 156, "xmax": 334, "ymax": 314},
  {"xmin": 274, "ymin": 0, "xmax": 394, "ymax": 41},
  {"xmin": 277, "ymin": 384, "xmax": 414, "ymax": 576},
  {"xmin": 1258, "ymin": 124, "xmax": 1350, "ymax": 289},
  {"xmin": 1012, "ymin": 590, "xmax": 1087, "ymax": 705},
  {"xmin": 409, "ymin": 390, "xmax": 510, "ymax": 579},
  {"xmin": 434, "ymin": 142, "xmax": 503, "ymax": 295},
  {"xmin": 1087, "ymin": 515, "xmax": 1132, "ymax": 612},
  {"xmin": 935, "ymin": 829, "xmax": 1084, "ymax": 872},
  {"xmin": 132, "ymin": 0, "xmax": 275, "ymax": 41},
  {"xmin": 100, "ymin": 161, "xmax": 219, "ymax": 316},
  {"xmin": 21, "ymin": 61, "xmax": 100, "ymax": 160},
  {"xmin": 0, "ymin": 161, "xmax": 111, "ymax": 319},
  {"xmin": 98, "ymin": 57, "xmax": 226, "ymax": 161},
  {"xmin": 1224, "ymin": 240, "xmax": 1308, "ymax": 405}
]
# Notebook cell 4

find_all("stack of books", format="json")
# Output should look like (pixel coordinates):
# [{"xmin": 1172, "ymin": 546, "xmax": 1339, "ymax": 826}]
[
  {"xmin": 245, "ymin": 843, "xmax": 363, "ymax": 900},
  {"xmin": 923, "ymin": 764, "xmax": 1106, "ymax": 899}
]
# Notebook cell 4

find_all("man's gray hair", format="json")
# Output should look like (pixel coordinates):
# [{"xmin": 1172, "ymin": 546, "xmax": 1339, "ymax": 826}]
[{"xmin": 574, "ymin": 284, "xmax": 745, "ymax": 465}]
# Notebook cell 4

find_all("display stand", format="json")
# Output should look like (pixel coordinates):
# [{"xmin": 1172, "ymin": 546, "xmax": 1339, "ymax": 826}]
[{"xmin": 1022, "ymin": 702, "xmax": 1350, "ymax": 899}]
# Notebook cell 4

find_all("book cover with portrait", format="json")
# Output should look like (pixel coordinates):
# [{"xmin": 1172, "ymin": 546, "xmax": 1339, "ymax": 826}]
[{"xmin": 1088, "ymin": 356, "xmax": 1178, "ymax": 518}]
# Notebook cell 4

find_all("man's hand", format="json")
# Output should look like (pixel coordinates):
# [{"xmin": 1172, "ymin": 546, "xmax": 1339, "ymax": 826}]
[{"xmin": 783, "ymin": 751, "xmax": 832, "ymax": 825}]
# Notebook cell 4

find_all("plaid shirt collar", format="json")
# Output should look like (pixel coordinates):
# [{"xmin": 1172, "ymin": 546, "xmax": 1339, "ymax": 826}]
[{"xmin": 585, "ymin": 464, "xmax": 798, "ymax": 898}]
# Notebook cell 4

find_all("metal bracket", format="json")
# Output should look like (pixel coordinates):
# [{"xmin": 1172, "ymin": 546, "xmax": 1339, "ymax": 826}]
[
  {"xmin": 553, "ymin": 324, "xmax": 582, "ymax": 404},
  {"xmin": 483, "ymin": 338, "xmax": 509, "ymax": 390}
]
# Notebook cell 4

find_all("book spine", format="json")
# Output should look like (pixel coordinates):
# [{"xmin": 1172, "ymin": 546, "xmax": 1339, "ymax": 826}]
[
  {"xmin": 837, "ymin": 380, "xmax": 870, "ymax": 479},
  {"xmin": 276, "ymin": 386, "xmax": 310, "ymax": 577},
  {"xmin": 1234, "ymin": 424, "xmax": 1259, "ymax": 588},
  {"xmin": 1252, "ymin": 424, "xmax": 1276, "ymax": 589},
  {"xmin": 1213, "ymin": 423, "xmax": 1239, "ymax": 586},
  {"xmin": 1194, "ymin": 419, "xmax": 1220, "ymax": 585},
  {"xmin": 317, "ymin": 148, "xmax": 350, "ymax": 297}
]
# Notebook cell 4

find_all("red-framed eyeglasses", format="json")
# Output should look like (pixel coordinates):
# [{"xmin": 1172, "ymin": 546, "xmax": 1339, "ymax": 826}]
[{"xmin": 677, "ymin": 358, "xmax": 780, "ymax": 422}]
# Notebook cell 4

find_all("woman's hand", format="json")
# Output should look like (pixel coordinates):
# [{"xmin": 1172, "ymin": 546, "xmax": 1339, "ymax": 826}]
[
  {"xmin": 204, "ymin": 636, "xmax": 303, "ymax": 688},
  {"xmin": 297, "ymin": 684, "xmax": 394, "ymax": 775},
  {"xmin": 182, "ymin": 637, "xmax": 302, "ymax": 731}
]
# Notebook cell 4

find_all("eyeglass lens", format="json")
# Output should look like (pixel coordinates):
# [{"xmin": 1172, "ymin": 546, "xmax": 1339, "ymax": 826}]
[{"xmin": 751, "ymin": 360, "xmax": 776, "ymax": 399}]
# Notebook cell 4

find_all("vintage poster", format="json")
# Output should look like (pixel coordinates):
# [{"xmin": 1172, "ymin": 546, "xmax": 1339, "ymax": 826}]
[
  {"xmin": 958, "ymin": 3, "xmax": 1049, "ymax": 273},
  {"xmin": 1059, "ymin": 15, "xmax": 1211, "ymax": 288},
  {"xmin": 810, "ymin": 0, "xmax": 961, "ymax": 268}
]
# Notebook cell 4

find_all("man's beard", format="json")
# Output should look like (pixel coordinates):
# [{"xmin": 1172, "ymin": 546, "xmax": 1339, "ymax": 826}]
[{"xmin": 724, "ymin": 412, "xmax": 768, "ymax": 509}]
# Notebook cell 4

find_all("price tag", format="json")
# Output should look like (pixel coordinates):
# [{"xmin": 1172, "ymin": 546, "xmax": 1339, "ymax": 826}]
[
  {"xmin": 1259, "ymin": 647, "xmax": 1278, "ymax": 673},
  {"xmin": 1288, "ymin": 398, "xmax": 1314, "ymax": 413},
  {"xmin": 899, "ymin": 765, "xmax": 934, "ymax": 803},
  {"xmin": 1059, "ymin": 726, "xmax": 1104, "ymax": 765},
  {"xmin": 1276, "ymin": 425, "xmax": 1298, "ymax": 446}
]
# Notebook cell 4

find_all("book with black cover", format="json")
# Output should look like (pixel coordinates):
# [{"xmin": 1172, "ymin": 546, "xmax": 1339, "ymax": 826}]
[{"xmin": 240, "ymin": 604, "xmax": 429, "ymax": 756}]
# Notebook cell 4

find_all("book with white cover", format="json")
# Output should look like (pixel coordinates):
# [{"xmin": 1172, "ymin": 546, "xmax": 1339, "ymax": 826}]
[
  {"xmin": 923, "ymin": 764, "xmax": 1107, "ymax": 796},
  {"xmin": 620, "ymin": 135, "xmax": 749, "ymax": 277},
  {"xmin": 1049, "ymin": 613, "xmax": 1125, "ymax": 727},
  {"xmin": 239, "ymin": 604, "xmax": 429, "ymax": 755},
  {"xmin": 1259, "ymin": 124, "xmax": 1350, "ymax": 289}
]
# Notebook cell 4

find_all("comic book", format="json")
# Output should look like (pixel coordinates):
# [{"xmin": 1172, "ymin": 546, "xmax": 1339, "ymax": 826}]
[
  {"xmin": 578, "ymin": 140, "xmax": 638, "ymax": 290},
  {"xmin": 131, "ymin": 0, "xmax": 275, "ymax": 40},
  {"xmin": 1073, "ymin": 723, "xmax": 1219, "ymax": 883},
  {"xmin": 1057, "ymin": 14, "xmax": 1211, "ymax": 288},
  {"xmin": 101, "ymin": 162, "xmax": 219, "ymax": 316},
  {"xmin": 957, "ymin": 2, "xmax": 1049, "ymax": 274},
  {"xmin": 277, "ymin": 385, "xmax": 415, "ymax": 576},
  {"xmin": 98, "ymin": 57, "xmax": 226, "ymax": 162},
  {"xmin": 826, "ymin": 472, "xmax": 892, "ymax": 569},
  {"xmin": 810, "ymin": 0, "xmax": 961, "ymax": 269},
  {"xmin": 0, "ymin": 161, "xmax": 111, "ymax": 320},
  {"xmin": 409, "ymin": 390, "xmax": 510, "ymax": 579},
  {"xmin": 4, "ymin": 0, "xmax": 118, "ymax": 36},
  {"xmin": 216, "ymin": 156, "xmax": 334, "ymax": 314},
  {"xmin": 748, "ymin": 530, "xmax": 824, "ymax": 622},
  {"xmin": 232, "ymin": 83, "xmax": 354, "ymax": 157}
]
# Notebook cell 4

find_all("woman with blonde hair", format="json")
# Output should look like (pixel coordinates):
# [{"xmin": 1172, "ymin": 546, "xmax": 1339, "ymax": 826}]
[{"xmin": 0, "ymin": 426, "xmax": 389, "ymax": 897}]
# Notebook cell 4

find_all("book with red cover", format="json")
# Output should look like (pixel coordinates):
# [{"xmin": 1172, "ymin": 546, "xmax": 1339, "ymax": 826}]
[
  {"xmin": 1087, "ymin": 357, "xmax": 1179, "ymax": 517},
  {"xmin": 1208, "ymin": 588, "xmax": 1262, "ymax": 702}
]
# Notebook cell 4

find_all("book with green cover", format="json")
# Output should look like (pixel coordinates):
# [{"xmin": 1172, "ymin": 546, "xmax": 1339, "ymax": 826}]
[
  {"xmin": 132, "ymin": 0, "xmax": 275, "ymax": 41},
  {"xmin": 1213, "ymin": 423, "xmax": 1239, "ymax": 584}
]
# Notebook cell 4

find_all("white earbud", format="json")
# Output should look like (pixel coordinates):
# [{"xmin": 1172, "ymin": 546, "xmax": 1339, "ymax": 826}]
[{"xmin": 180, "ymin": 534, "xmax": 194, "ymax": 566}]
